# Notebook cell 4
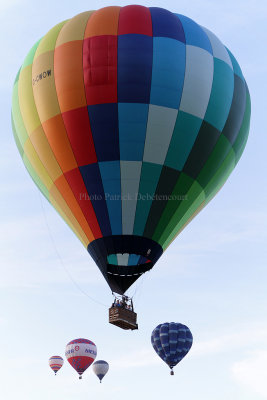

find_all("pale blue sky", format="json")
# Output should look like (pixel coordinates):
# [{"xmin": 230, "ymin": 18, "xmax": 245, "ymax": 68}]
[{"xmin": 1, "ymin": 0, "xmax": 267, "ymax": 399}]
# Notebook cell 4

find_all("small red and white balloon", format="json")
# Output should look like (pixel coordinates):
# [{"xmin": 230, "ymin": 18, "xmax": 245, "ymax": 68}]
[
  {"xmin": 49, "ymin": 355, "xmax": 64, "ymax": 376},
  {"xmin": 65, "ymin": 338, "xmax": 97, "ymax": 379}
]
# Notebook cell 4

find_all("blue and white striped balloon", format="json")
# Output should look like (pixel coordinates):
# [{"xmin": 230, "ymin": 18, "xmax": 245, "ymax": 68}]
[
  {"xmin": 92, "ymin": 360, "xmax": 109, "ymax": 383},
  {"xmin": 151, "ymin": 322, "xmax": 193, "ymax": 374}
]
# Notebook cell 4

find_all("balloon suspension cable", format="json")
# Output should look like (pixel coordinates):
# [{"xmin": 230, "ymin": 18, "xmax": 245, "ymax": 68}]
[
  {"xmin": 112, "ymin": 292, "xmax": 132, "ymax": 302},
  {"xmin": 39, "ymin": 193, "xmax": 108, "ymax": 308},
  {"xmin": 111, "ymin": 293, "xmax": 135, "ymax": 311},
  {"xmin": 129, "ymin": 268, "xmax": 148, "ymax": 305}
]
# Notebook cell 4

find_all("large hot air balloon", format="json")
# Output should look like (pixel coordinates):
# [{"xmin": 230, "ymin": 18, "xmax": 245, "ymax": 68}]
[
  {"xmin": 92, "ymin": 360, "xmax": 109, "ymax": 383},
  {"xmin": 151, "ymin": 322, "xmax": 193, "ymax": 375},
  {"xmin": 48, "ymin": 355, "xmax": 64, "ymax": 375},
  {"xmin": 65, "ymin": 338, "xmax": 97, "ymax": 379},
  {"xmin": 12, "ymin": 6, "xmax": 250, "ymax": 298}
]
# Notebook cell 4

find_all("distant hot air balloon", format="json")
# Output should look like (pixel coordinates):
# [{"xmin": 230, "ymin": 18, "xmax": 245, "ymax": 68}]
[
  {"xmin": 92, "ymin": 360, "xmax": 109, "ymax": 383},
  {"xmin": 12, "ymin": 6, "xmax": 251, "ymax": 301},
  {"xmin": 65, "ymin": 338, "xmax": 97, "ymax": 379},
  {"xmin": 151, "ymin": 322, "xmax": 193, "ymax": 375},
  {"xmin": 49, "ymin": 355, "xmax": 64, "ymax": 375}
]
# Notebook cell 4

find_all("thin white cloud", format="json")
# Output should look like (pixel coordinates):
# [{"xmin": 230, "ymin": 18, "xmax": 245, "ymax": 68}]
[
  {"xmin": 192, "ymin": 325, "xmax": 267, "ymax": 358},
  {"xmin": 232, "ymin": 351, "xmax": 267, "ymax": 398}
]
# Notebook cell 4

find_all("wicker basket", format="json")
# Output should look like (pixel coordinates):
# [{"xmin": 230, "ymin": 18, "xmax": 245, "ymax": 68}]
[{"xmin": 109, "ymin": 307, "xmax": 138, "ymax": 330}]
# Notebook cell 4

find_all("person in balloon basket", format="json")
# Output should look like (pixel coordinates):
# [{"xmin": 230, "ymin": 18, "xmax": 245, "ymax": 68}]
[{"xmin": 112, "ymin": 299, "xmax": 121, "ymax": 308}]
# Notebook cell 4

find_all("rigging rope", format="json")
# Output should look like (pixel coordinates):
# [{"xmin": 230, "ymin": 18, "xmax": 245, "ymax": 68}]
[{"xmin": 38, "ymin": 192, "xmax": 108, "ymax": 308}]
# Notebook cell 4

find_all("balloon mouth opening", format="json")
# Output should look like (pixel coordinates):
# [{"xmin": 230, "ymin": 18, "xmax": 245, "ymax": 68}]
[
  {"xmin": 107, "ymin": 253, "xmax": 151, "ymax": 266},
  {"xmin": 107, "ymin": 253, "xmax": 153, "ymax": 277},
  {"xmin": 87, "ymin": 235, "xmax": 163, "ymax": 293},
  {"xmin": 107, "ymin": 260, "xmax": 153, "ymax": 277},
  {"xmin": 87, "ymin": 235, "xmax": 163, "ymax": 276}
]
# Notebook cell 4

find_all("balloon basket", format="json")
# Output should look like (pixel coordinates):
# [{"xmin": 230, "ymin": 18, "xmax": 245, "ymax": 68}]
[
  {"xmin": 109, "ymin": 306, "xmax": 138, "ymax": 330},
  {"xmin": 170, "ymin": 370, "xmax": 174, "ymax": 376}
]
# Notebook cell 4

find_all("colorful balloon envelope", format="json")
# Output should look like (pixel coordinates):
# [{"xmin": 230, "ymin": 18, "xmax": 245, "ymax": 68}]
[
  {"xmin": 65, "ymin": 338, "xmax": 97, "ymax": 379},
  {"xmin": 49, "ymin": 355, "xmax": 64, "ymax": 375},
  {"xmin": 92, "ymin": 360, "xmax": 109, "ymax": 383},
  {"xmin": 12, "ymin": 5, "xmax": 251, "ymax": 296},
  {"xmin": 151, "ymin": 322, "xmax": 193, "ymax": 374}
]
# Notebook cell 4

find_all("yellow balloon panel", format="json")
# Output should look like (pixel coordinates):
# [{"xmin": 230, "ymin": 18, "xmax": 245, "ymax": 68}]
[
  {"xmin": 41, "ymin": 115, "xmax": 78, "ymax": 173},
  {"xmin": 18, "ymin": 66, "xmax": 41, "ymax": 134},
  {"xmin": 50, "ymin": 179, "xmax": 94, "ymax": 243},
  {"xmin": 32, "ymin": 51, "xmax": 60, "ymax": 122},
  {"xmin": 30, "ymin": 126, "xmax": 63, "ymax": 182},
  {"xmin": 34, "ymin": 21, "xmax": 67, "ymax": 58},
  {"xmin": 24, "ymin": 138, "xmax": 53, "ymax": 190},
  {"xmin": 12, "ymin": 80, "xmax": 28, "ymax": 147},
  {"xmin": 56, "ymin": 11, "xmax": 93, "ymax": 46},
  {"xmin": 50, "ymin": 193, "xmax": 89, "ymax": 248}
]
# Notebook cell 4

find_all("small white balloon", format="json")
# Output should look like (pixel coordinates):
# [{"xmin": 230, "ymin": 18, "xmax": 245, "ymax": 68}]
[{"xmin": 92, "ymin": 360, "xmax": 109, "ymax": 383}]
